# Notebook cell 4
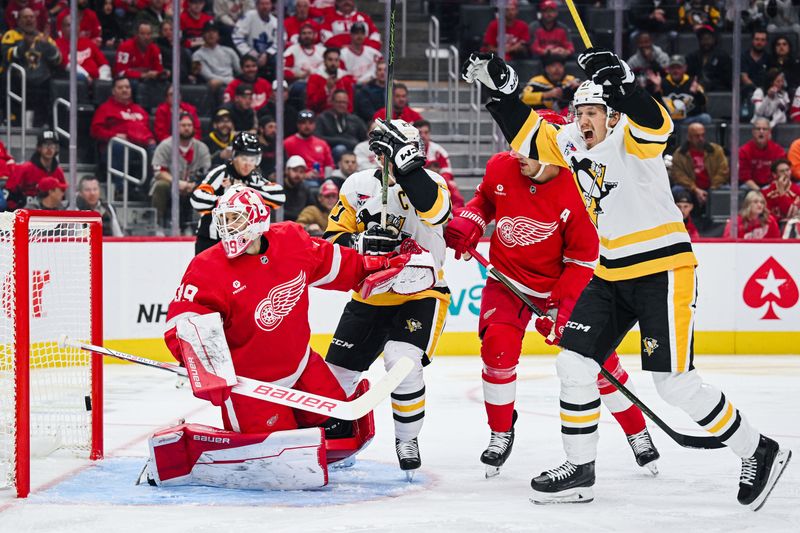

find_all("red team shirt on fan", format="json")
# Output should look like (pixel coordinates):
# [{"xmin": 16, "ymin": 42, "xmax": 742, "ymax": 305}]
[
  {"xmin": 482, "ymin": 19, "xmax": 530, "ymax": 60},
  {"xmin": 372, "ymin": 106, "xmax": 423, "ymax": 124},
  {"xmin": 5, "ymin": 0, "xmax": 48, "ymax": 31},
  {"xmin": 90, "ymin": 98, "xmax": 154, "ymax": 146},
  {"xmin": 320, "ymin": 9, "xmax": 381, "ymax": 49},
  {"xmin": 688, "ymin": 147, "xmax": 711, "ymax": 190},
  {"xmin": 283, "ymin": 133, "xmax": 335, "ymax": 174},
  {"xmin": 153, "ymin": 101, "xmax": 202, "ymax": 142},
  {"xmin": 114, "ymin": 38, "xmax": 164, "ymax": 78},
  {"xmin": 55, "ymin": 36, "xmax": 109, "ymax": 80},
  {"xmin": 739, "ymin": 140, "xmax": 787, "ymax": 187},
  {"xmin": 5, "ymin": 160, "xmax": 66, "ymax": 200},
  {"xmin": 285, "ymin": 17, "xmax": 322, "ymax": 44},
  {"xmin": 763, "ymin": 181, "xmax": 800, "ymax": 222},
  {"xmin": 305, "ymin": 68, "xmax": 356, "ymax": 113},
  {"xmin": 223, "ymin": 78, "xmax": 273, "ymax": 111},
  {"xmin": 165, "ymin": 223, "xmax": 370, "ymax": 384},
  {"xmin": 180, "ymin": 11, "xmax": 213, "ymax": 50},
  {"xmin": 465, "ymin": 152, "xmax": 598, "ymax": 299},
  {"xmin": 56, "ymin": 8, "xmax": 101, "ymax": 42}
]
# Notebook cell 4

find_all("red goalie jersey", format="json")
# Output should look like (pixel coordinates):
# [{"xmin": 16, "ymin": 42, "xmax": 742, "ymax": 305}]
[
  {"xmin": 165, "ymin": 222, "xmax": 371, "ymax": 384},
  {"xmin": 467, "ymin": 152, "xmax": 598, "ymax": 301}
]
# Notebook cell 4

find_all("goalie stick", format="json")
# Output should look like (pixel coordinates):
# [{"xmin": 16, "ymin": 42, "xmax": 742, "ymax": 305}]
[
  {"xmin": 466, "ymin": 247, "xmax": 725, "ymax": 450},
  {"xmin": 59, "ymin": 336, "xmax": 412, "ymax": 421}
]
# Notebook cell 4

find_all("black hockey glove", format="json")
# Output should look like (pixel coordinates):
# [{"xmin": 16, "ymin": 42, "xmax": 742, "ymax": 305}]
[
  {"xmin": 461, "ymin": 52, "xmax": 518, "ymax": 96},
  {"xmin": 577, "ymin": 47, "xmax": 636, "ymax": 98},
  {"xmin": 353, "ymin": 224, "xmax": 402, "ymax": 255},
  {"xmin": 368, "ymin": 119, "xmax": 425, "ymax": 175}
]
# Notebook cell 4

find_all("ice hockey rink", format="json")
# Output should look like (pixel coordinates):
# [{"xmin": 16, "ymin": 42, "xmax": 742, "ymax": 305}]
[{"xmin": 0, "ymin": 355, "xmax": 797, "ymax": 533}]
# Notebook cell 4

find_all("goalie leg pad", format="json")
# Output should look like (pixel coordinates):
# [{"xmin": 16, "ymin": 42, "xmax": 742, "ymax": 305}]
[{"xmin": 145, "ymin": 423, "xmax": 328, "ymax": 490}]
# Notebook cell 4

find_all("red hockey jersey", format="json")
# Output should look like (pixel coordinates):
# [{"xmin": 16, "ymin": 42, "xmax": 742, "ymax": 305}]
[
  {"xmin": 465, "ymin": 152, "xmax": 598, "ymax": 301},
  {"xmin": 114, "ymin": 37, "xmax": 164, "ymax": 79},
  {"xmin": 165, "ymin": 222, "xmax": 371, "ymax": 384}
]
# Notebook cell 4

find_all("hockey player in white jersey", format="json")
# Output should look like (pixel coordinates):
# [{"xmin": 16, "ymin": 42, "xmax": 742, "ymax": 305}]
[
  {"xmin": 324, "ymin": 119, "xmax": 451, "ymax": 479},
  {"xmin": 462, "ymin": 51, "xmax": 790, "ymax": 510}
]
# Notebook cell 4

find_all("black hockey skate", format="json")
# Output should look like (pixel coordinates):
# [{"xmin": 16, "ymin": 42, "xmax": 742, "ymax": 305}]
[
  {"xmin": 626, "ymin": 428, "xmax": 660, "ymax": 476},
  {"xmin": 738, "ymin": 435, "xmax": 792, "ymax": 511},
  {"xmin": 396, "ymin": 437, "xmax": 421, "ymax": 481},
  {"xmin": 530, "ymin": 461, "xmax": 595, "ymax": 504},
  {"xmin": 481, "ymin": 410, "xmax": 518, "ymax": 478}
]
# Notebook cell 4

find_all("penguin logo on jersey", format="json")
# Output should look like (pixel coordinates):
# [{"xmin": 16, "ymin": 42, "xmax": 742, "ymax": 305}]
[
  {"xmin": 643, "ymin": 337, "xmax": 659, "ymax": 356},
  {"xmin": 570, "ymin": 156, "xmax": 617, "ymax": 225},
  {"xmin": 405, "ymin": 318, "xmax": 422, "ymax": 333},
  {"xmin": 253, "ymin": 271, "xmax": 306, "ymax": 331},
  {"xmin": 496, "ymin": 216, "xmax": 558, "ymax": 247}
]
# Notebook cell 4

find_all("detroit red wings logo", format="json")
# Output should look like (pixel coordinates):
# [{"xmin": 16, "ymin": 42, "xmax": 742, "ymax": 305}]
[
  {"xmin": 253, "ymin": 271, "xmax": 306, "ymax": 331},
  {"xmin": 496, "ymin": 216, "xmax": 558, "ymax": 247}
]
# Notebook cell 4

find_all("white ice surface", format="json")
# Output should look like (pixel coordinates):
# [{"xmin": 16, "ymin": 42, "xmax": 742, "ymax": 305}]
[{"xmin": 1, "ymin": 355, "xmax": 798, "ymax": 533}]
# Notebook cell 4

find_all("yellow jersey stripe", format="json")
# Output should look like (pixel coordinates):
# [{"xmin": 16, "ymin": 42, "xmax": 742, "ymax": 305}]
[
  {"xmin": 600, "ymin": 222, "xmax": 688, "ymax": 250},
  {"xmin": 672, "ymin": 266, "xmax": 695, "ymax": 372},
  {"xmin": 595, "ymin": 252, "xmax": 698, "ymax": 281},
  {"xmin": 416, "ymin": 183, "xmax": 450, "ymax": 223},
  {"xmin": 392, "ymin": 399, "xmax": 426, "ymax": 413},
  {"xmin": 511, "ymin": 111, "xmax": 540, "ymax": 153},
  {"xmin": 560, "ymin": 412, "xmax": 601, "ymax": 424},
  {"xmin": 708, "ymin": 402, "xmax": 734, "ymax": 434},
  {"xmin": 627, "ymin": 102, "xmax": 672, "ymax": 138},
  {"xmin": 623, "ymin": 125, "xmax": 667, "ymax": 160}
]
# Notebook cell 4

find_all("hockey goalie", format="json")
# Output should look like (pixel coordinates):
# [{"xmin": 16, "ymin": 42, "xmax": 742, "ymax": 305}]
[{"xmin": 139, "ymin": 185, "xmax": 436, "ymax": 490}]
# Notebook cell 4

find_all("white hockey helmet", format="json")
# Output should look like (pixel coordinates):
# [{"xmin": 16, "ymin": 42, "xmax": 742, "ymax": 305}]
[
  {"xmin": 572, "ymin": 80, "xmax": 607, "ymax": 108},
  {"xmin": 212, "ymin": 184, "xmax": 271, "ymax": 258}
]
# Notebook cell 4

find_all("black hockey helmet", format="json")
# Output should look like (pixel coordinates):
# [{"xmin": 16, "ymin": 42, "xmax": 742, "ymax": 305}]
[{"xmin": 231, "ymin": 132, "xmax": 262, "ymax": 158}]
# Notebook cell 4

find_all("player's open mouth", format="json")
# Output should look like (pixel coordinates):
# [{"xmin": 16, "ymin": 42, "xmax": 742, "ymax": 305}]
[{"xmin": 583, "ymin": 130, "xmax": 594, "ymax": 141}]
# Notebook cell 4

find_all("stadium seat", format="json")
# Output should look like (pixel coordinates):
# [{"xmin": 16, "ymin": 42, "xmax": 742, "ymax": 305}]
[
  {"xmin": 458, "ymin": 5, "xmax": 494, "ymax": 57},
  {"xmin": 705, "ymin": 92, "xmax": 733, "ymax": 120},
  {"xmin": 180, "ymin": 85, "xmax": 214, "ymax": 117},
  {"xmin": 93, "ymin": 80, "xmax": 113, "ymax": 106},
  {"xmin": 773, "ymin": 123, "xmax": 800, "ymax": 148},
  {"xmin": 51, "ymin": 78, "xmax": 92, "ymax": 105}
]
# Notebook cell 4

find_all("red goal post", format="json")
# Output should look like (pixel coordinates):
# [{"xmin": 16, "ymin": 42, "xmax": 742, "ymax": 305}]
[{"xmin": 0, "ymin": 210, "xmax": 103, "ymax": 498}]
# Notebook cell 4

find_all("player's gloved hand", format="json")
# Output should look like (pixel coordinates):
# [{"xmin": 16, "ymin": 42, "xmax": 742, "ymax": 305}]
[
  {"xmin": 368, "ymin": 119, "xmax": 425, "ymax": 175},
  {"xmin": 461, "ymin": 52, "xmax": 518, "ymax": 95},
  {"xmin": 577, "ymin": 48, "xmax": 635, "ymax": 97},
  {"xmin": 358, "ymin": 239, "xmax": 436, "ymax": 298},
  {"xmin": 533, "ymin": 297, "xmax": 569, "ymax": 346},
  {"xmin": 444, "ymin": 207, "xmax": 487, "ymax": 260},
  {"xmin": 353, "ymin": 224, "xmax": 402, "ymax": 255}
]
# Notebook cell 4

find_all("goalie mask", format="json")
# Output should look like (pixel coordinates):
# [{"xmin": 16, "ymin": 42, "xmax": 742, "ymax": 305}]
[{"xmin": 212, "ymin": 185, "xmax": 271, "ymax": 258}]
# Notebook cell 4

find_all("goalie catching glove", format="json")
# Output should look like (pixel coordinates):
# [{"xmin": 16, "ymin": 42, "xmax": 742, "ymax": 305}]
[
  {"xmin": 359, "ymin": 238, "xmax": 436, "ymax": 299},
  {"xmin": 368, "ymin": 119, "xmax": 426, "ymax": 175},
  {"xmin": 577, "ymin": 47, "xmax": 636, "ymax": 98},
  {"xmin": 461, "ymin": 52, "xmax": 518, "ymax": 96}
]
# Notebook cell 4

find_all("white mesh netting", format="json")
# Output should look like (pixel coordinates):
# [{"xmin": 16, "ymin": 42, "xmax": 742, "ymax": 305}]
[{"xmin": 0, "ymin": 213, "xmax": 96, "ymax": 491}]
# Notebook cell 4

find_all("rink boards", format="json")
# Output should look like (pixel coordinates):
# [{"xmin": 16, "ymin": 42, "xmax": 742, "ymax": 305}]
[{"xmin": 98, "ymin": 239, "xmax": 800, "ymax": 359}]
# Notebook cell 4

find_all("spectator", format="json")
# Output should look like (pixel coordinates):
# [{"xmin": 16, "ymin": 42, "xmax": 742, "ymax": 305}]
[
  {"xmin": 0, "ymin": 140, "xmax": 16, "ymax": 211},
  {"xmin": 671, "ymin": 122, "xmax": 729, "ymax": 206},
  {"xmin": 520, "ymin": 53, "xmax": 580, "ymax": 112},
  {"xmin": 482, "ymin": 0, "xmax": 529, "ymax": 60},
  {"xmin": 285, "ymin": 0, "xmax": 321, "ymax": 45},
  {"xmin": 723, "ymin": 189, "xmax": 781, "ymax": 239},
  {"xmin": 97, "ymin": 0, "xmax": 125, "ymax": 48},
  {"xmin": 354, "ymin": 120, "xmax": 377, "ymax": 170},
  {"xmin": 150, "ymin": 113, "xmax": 212, "ymax": 233},
  {"xmin": 339, "ymin": 21, "xmax": 382, "ymax": 84},
  {"xmin": 204, "ymin": 107, "xmax": 236, "ymax": 167},
  {"xmin": 192, "ymin": 20, "xmax": 241, "ymax": 95},
  {"xmin": 2, "ymin": 8, "xmax": 61, "ymax": 127},
  {"xmin": 75, "ymin": 176, "xmax": 123, "ymax": 236},
  {"xmin": 529, "ymin": 0, "xmax": 574, "ymax": 59},
  {"xmin": 306, "ymin": 47, "xmax": 356, "ymax": 113},
  {"xmin": 154, "ymin": 85, "xmax": 202, "ymax": 143},
  {"xmin": 741, "ymin": 30, "xmax": 772, "ymax": 99},
  {"xmin": 354, "ymin": 59, "xmax": 386, "ymax": 122},
  {"xmin": 320, "ymin": 0, "xmax": 381, "ymax": 50},
  {"xmin": 627, "ymin": 31, "xmax": 670, "ymax": 76},
  {"xmin": 134, "ymin": 0, "xmax": 166, "ymax": 38},
  {"xmin": 372, "ymin": 82, "xmax": 422, "ymax": 123},
  {"xmin": 628, "ymin": 0, "xmax": 678, "ymax": 33},
  {"xmin": 764, "ymin": 0, "xmax": 800, "ymax": 34},
  {"xmin": 651, "ymin": 54, "xmax": 711, "ymax": 125},
  {"xmin": 297, "ymin": 179, "xmax": 339, "ymax": 235},
  {"xmin": 328, "ymin": 150, "xmax": 357, "ymax": 188},
  {"xmin": 56, "ymin": 0, "xmax": 101, "ymax": 44},
  {"xmin": 739, "ymin": 117, "xmax": 787, "ymax": 190},
  {"xmin": 763, "ymin": 158, "xmax": 800, "ymax": 229},
  {"xmin": 257, "ymin": 114, "xmax": 277, "ymax": 176},
  {"xmin": 672, "ymin": 186, "xmax": 700, "ymax": 240},
  {"xmin": 56, "ymin": 14, "xmax": 111, "ymax": 83},
  {"xmin": 679, "ymin": 0, "xmax": 722, "ymax": 31},
  {"xmin": 735, "ymin": 0, "xmax": 768, "ymax": 32},
  {"xmin": 4, "ymin": 131, "xmax": 64, "ymax": 210},
  {"xmin": 114, "ymin": 22, "xmax": 165, "ymax": 82},
  {"xmin": 233, "ymin": 0, "xmax": 280, "ymax": 77},
  {"xmin": 315, "ymin": 89, "xmax": 367, "ymax": 161},
  {"xmin": 27, "ymin": 177, "xmax": 67, "ymax": 211},
  {"xmin": 222, "ymin": 82, "xmax": 258, "ymax": 133},
  {"xmin": 771, "ymin": 34, "xmax": 800, "ymax": 95},
  {"xmin": 224, "ymin": 55, "xmax": 272, "ymax": 113},
  {"xmin": 181, "ymin": 0, "xmax": 213, "ymax": 51},
  {"xmin": 90, "ymin": 77, "xmax": 157, "ymax": 169},
  {"xmin": 263, "ymin": 80, "xmax": 299, "ymax": 136},
  {"xmin": 157, "ymin": 19, "xmax": 198, "ymax": 85},
  {"xmin": 5, "ymin": 0, "xmax": 48, "ymax": 32},
  {"xmin": 752, "ymin": 68, "xmax": 790, "ymax": 128},
  {"xmin": 215, "ymin": 0, "xmax": 254, "ymax": 46},
  {"xmin": 284, "ymin": 109, "xmax": 335, "ymax": 184},
  {"xmin": 686, "ymin": 25, "xmax": 732, "ymax": 91},
  {"xmin": 284, "ymin": 22, "xmax": 325, "ymax": 83},
  {"xmin": 282, "ymin": 154, "xmax": 313, "ymax": 221},
  {"xmin": 415, "ymin": 119, "xmax": 465, "ymax": 209}
]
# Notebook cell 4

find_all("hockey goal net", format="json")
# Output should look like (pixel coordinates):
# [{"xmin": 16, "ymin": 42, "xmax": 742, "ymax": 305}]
[{"xmin": 0, "ymin": 210, "xmax": 103, "ymax": 498}]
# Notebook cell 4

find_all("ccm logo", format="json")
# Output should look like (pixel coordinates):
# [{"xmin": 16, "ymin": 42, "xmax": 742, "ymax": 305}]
[
  {"xmin": 331, "ymin": 338, "xmax": 354, "ymax": 349},
  {"xmin": 565, "ymin": 321, "xmax": 591, "ymax": 332},
  {"xmin": 193, "ymin": 435, "xmax": 230, "ymax": 444},
  {"xmin": 252, "ymin": 385, "xmax": 338, "ymax": 412}
]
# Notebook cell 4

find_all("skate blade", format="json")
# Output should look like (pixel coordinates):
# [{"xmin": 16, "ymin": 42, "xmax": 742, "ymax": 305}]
[
  {"xmin": 750, "ymin": 448, "xmax": 792, "ymax": 512},
  {"xmin": 643, "ymin": 461, "xmax": 659, "ymax": 476},
  {"xmin": 530, "ymin": 487, "xmax": 594, "ymax": 505},
  {"xmin": 331, "ymin": 455, "xmax": 357, "ymax": 469},
  {"xmin": 485, "ymin": 465, "xmax": 501, "ymax": 479},
  {"xmin": 404, "ymin": 470, "xmax": 416, "ymax": 482}
]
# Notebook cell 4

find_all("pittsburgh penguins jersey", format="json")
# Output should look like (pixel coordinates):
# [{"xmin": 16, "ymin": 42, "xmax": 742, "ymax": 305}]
[
  {"xmin": 324, "ymin": 167, "xmax": 451, "ymax": 305},
  {"xmin": 488, "ymin": 88, "xmax": 697, "ymax": 281}
]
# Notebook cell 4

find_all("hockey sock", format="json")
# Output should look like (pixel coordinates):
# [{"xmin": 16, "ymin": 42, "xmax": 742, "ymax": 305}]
[
  {"xmin": 597, "ymin": 352, "xmax": 646, "ymax": 435},
  {"xmin": 481, "ymin": 323, "xmax": 523, "ymax": 432},
  {"xmin": 558, "ymin": 350, "xmax": 602, "ymax": 465},
  {"xmin": 385, "ymin": 341, "xmax": 426, "ymax": 441},
  {"xmin": 653, "ymin": 370, "xmax": 760, "ymax": 458}
]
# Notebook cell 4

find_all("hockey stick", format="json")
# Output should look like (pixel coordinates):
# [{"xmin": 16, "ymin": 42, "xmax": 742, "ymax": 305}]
[
  {"xmin": 466, "ymin": 247, "xmax": 725, "ymax": 450},
  {"xmin": 380, "ymin": 0, "xmax": 396, "ymax": 228},
  {"xmin": 59, "ymin": 336, "xmax": 412, "ymax": 421}
]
